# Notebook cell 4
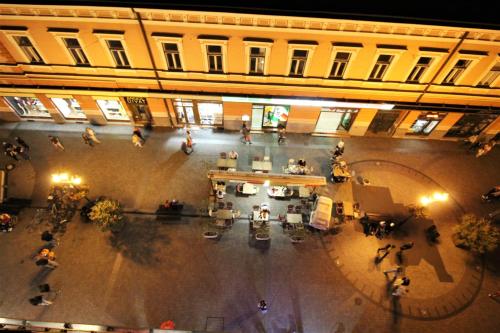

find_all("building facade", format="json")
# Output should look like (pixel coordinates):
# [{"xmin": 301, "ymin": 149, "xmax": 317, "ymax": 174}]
[{"xmin": 0, "ymin": 4, "xmax": 499, "ymax": 140}]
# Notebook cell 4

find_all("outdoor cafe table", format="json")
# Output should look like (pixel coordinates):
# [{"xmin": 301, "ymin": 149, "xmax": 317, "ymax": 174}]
[
  {"xmin": 252, "ymin": 160, "xmax": 272, "ymax": 172},
  {"xmin": 242, "ymin": 183, "xmax": 258, "ymax": 195},
  {"xmin": 217, "ymin": 158, "xmax": 237, "ymax": 169},
  {"xmin": 216, "ymin": 209, "xmax": 234, "ymax": 220},
  {"xmin": 286, "ymin": 213, "xmax": 302, "ymax": 224}
]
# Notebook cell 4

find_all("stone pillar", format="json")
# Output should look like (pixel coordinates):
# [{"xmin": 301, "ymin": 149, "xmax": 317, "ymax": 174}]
[
  {"xmin": 36, "ymin": 94, "xmax": 64, "ymax": 124},
  {"xmin": 428, "ymin": 112, "xmax": 463, "ymax": 140},
  {"xmin": 0, "ymin": 97, "xmax": 21, "ymax": 122},
  {"xmin": 349, "ymin": 108, "xmax": 377, "ymax": 136},
  {"xmin": 74, "ymin": 95, "xmax": 107, "ymax": 125},
  {"xmin": 147, "ymin": 97, "xmax": 171, "ymax": 127},
  {"xmin": 222, "ymin": 101, "xmax": 252, "ymax": 131},
  {"xmin": 393, "ymin": 111, "xmax": 420, "ymax": 137},
  {"xmin": 287, "ymin": 105, "xmax": 321, "ymax": 133}
]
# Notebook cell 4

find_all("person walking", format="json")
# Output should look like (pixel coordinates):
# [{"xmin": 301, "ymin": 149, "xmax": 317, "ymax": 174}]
[
  {"xmin": 29, "ymin": 295, "xmax": 53, "ymax": 306},
  {"xmin": 3, "ymin": 142, "xmax": 19, "ymax": 161},
  {"xmin": 132, "ymin": 133, "xmax": 143, "ymax": 148},
  {"xmin": 258, "ymin": 300, "xmax": 268, "ymax": 314},
  {"xmin": 15, "ymin": 136, "xmax": 30, "ymax": 151},
  {"xmin": 333, "ymin": 139, "xmax": 345, "ymax": 157},
  {"xmin": 186, "ymin": 130, "xmax": 193, "ymax": 151},
  {"xmin": 133, "ymin": 127, "xmax": 145, "ymax": 142},
  {"xmin": 383, "ymin": 266, "xmax": 403, "ymax": 279},
  {"xmin": 241, "ymin": 123, "xmax": 252, "ymax": 144},
  {"xmin": 85, "ymin": 127, "xmax": 100, "ymax": 144},
  {"xmin": 476, "ymin": 140, "xmax": 496, "ymax": 157},
  {"xmin": 48, "ymin": 135, "xmax": 65, "ymax": 150},
  {"xmin": 41, "ymin": 230, "xmax": 59, "ymax": 248},
  {"xmin": 82, "ymin": 133, "xmax": 93, "ymax": 147},
  {"xmin": 277, "ymin": 124, "xmax": 286, "ymax": 144},
  {"xmin": 376, "ymin": 244, "xmax": 395, "ymax": 263},
  {"xmin": 13, "ymin": 144, "xmax": 29, "ymax": 160},
  {"xmin": 391, "ymin": 285, "xmax": 408, "ymax": 297}
]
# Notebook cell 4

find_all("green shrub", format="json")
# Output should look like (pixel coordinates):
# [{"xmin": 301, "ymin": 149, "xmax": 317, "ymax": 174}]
[
  {"xmin": 88, "ymin": 198, "xmax": 124, "ymax": 232},
  {"xmin": 453, "ymin": 214, "xmax": 499, "ymax": 254}
]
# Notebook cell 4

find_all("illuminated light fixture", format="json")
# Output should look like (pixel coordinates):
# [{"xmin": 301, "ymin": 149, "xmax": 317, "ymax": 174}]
[
  {"xmin": 222, "ymin": 96, "xmax": 395, "ymax": 110},
  {"xmin": 263, "ymin": 180, "xmax": 270, "ymax": 187},
  {"xmin": 419, "ymin": 192, "xmax": 449, "ymax": 206},
  {"xmin": 51, "ymin": 172, "xmax": 83, "ymax": 185}
]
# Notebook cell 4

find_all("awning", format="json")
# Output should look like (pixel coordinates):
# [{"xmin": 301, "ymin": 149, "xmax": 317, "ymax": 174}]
[{"xmin": 207, "ymin": 170, "xmax": 327, "ymax": 186}]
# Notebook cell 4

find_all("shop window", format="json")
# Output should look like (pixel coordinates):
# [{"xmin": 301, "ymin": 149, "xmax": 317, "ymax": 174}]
[
  {"xmin": 106, "ymin": 40, "xmax": 130, "ymax": 68},
  {"xmin": 173, "ymin": 99, "xmax": 195, "ymax": 124},
  {"xmin": 207, "ymin": 45, "xmax": 223, "ymax": 73},
  {"xmin": 63, "ymin": 38, "xmax": 89, "ymax": 66},
  {"xmin": 314, "ymin": 108, "xmax": 358, "ymax": 133},
  {"xmin": 198, "ymin": 102, "xmax": 223, "ymax": 125},
  {"xmin": 329, "ymin": 52, "xmax": 351, "ymax": 79},
  {"xmin": 162, "ymin": 43, "xmax": 183, "ymax": 71},
  {"xmin": 445, "ymin": 114, "xmax": 497, "ymax": 138},
  {"xmin": 249, "ymin": 47, "xmax": 266, "ymax": 74},
  {"xmin": 261, "ymin": 105, "xmax": 290, "ymax": 128},
  {"xmin": 96, "ymin": 99, "xmax": 129, "ymax": 121},
  {"xmin": 4, "ymin": 96, "xmax": 50, "ymax": 118},
  {"xmin": 13, "ymin": 36, "xmax": 44, "ymax": 64},
  {"xmin": 477, "ymin": 63, "xmax": 500, "ymax": 87},
  {"xmin": 51, "ymin": 97, "xmax": 86, "ymax": 119},
  {"xmin": 406, "ymin": 56, "xmax": 433, "ymax": 83},
  {"xmin": 289, "ymin": 50, "xmax": 308, "ymax": 77},
  {"xmin": 369, "ymin": 54, "xmax": 393, "ymax": 81},
  {"xmin": 409, "ymin": 112, "xmax": 446, "ymax": 135},
  {"xmin": 442, "ymin": 59, "xmax": 471, "ymax": 85}
]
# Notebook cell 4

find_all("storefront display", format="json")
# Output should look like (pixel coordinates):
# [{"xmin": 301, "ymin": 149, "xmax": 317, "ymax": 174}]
[
  {"xmin": 124, "ymin": 96, "xmax": 152, "ymax": 124},
  {"xmin": 173, "ymin": 99, "xmax": 223, "ymax": 126},
  {"xmin": 198, "ymin": 102, "xmax": 223, "ymax": 125},
  {"xmin": 408, "ymin": 112, "xmax": 446, "ymax": 135},
  {"xmin": 96, "ymin": 99, "xmax": 129, "ymax": 121},
  {"xmin": 314, "ymin": 108, "xmax": 358, "ymax": 133},
  {"xmin": 367, "ymin": 110, "xmax": 402, "ymax": 136},
  {"xmin": 50, "ymin": 97, "xmax": 86, "ymax": 119},
  {"xmin": 444, "ymin": 113, "xmax": 497, "ymax": 138},
  {"xmin": 251, "ymin": 104, "xmax": 289, "ymax": 130},
  {"xmin": 4, "ymin": 96, "xmax": 50, "ymax": 118},
  {"xmin": 173, "ymin": 99, "xmax": 195, "ymax": 124}
]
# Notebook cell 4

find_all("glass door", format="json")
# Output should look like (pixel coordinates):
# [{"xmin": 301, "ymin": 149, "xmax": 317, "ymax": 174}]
[
  {"xmin": 408, "ymin": 112, "xmax": 446, "ymax": 136},
  {"xmin": 367, "ymin": 110, "xmax": 401, "ymax": 136},
  {"xmin": 314, "ymin": 112, "xmax": 343, "ymax": 133},
  {"xmin": 173, "ymin": 99, "xmax": 196, "ymax": 125},
  {"xmin": 251, "ymin": 105, "xmax": 264, "ymax": 130}
]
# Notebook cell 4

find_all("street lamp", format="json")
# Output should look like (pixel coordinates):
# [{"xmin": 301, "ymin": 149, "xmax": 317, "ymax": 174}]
[
  {"xmin": 419, "ymin": 191, "xmax": 449, "ymax": 206},
  {"xmin": 51, "ymin": 172, "xmax": 82, "ymax": 185}
]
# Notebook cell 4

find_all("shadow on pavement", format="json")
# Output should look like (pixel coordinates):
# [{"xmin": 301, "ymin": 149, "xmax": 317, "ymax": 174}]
[{"xmin": 109, "ymin": 217, "xmax": 170, "ymax": 266}]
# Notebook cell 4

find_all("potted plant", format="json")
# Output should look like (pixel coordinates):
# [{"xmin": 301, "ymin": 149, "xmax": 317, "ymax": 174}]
[
  {"xmin": 88, "ymin": 198, "xmax": 124, "ymax": 233},
  {"xmin": 452, "ymin": 214, "xmax": 499, "ymax": 254}
]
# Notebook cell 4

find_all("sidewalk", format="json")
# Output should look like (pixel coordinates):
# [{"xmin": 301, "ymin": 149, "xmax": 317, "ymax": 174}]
[{"xmin": 0, "ymin": 122, "xmax": 499, "ymax": 333}]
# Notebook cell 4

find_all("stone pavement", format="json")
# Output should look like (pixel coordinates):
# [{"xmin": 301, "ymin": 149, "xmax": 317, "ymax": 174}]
[{"xmin": 0, "ymin": 122, "xmax": 499, "ymax": 333}]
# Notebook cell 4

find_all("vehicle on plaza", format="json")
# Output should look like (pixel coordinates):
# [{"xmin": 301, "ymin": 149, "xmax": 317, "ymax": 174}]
[{"xmin": 309, "ymin": 196, "xmax": 333, "ymax": 230}]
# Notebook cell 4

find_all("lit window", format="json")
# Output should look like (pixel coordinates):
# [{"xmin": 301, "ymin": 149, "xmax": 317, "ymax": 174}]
[
  {"xmin": 249, "ymin": 47, "xmax": 266, "ymax": 74},
  {"xmin": 96, "ymin": 99, "xmax": 129, "ymax": 121},
  {"xmin": 477, "ymin": 63, "xmax": 500, "ymax": 87},
  {"xmin": 369, "ymin": 54, "xmax": 393, "ymax": 81},
  {"xmin": 51, "ymin": 98, "xmax": 86, "ymax": 119},
  {"xmin": 13, "ymin": 36, "xmax": 44, "ymax": 64},
  {"xmin": 329, "ymin": 52, "xmax": 351, "ymax": 79},
  {"xmin": 406, "ymin": 56, "xmax": 433, "ymax": 83},
  {"xmin": 289, "ymin": 49, "xmax": 308, "ymax": 76},
  {"xmin": 4, "ymin": 96, "xmax": 50, "ymax": 118},
  {"xmin": 63, "ymin": 38, "xmax": 89, "ymax": 66},
  {"xmin": 162, "ymin": 43, "xmax": 182, "ymax": 71},
  {"xmin": 442, "ymin": 59, "xmax": 471, "ymax": 85},
  {"xmin": 106, "ymin": 40, "xmax": 130, "ymax": 68}
]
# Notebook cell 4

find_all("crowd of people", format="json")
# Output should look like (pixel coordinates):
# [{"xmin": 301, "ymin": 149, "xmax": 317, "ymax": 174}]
[{"xmin": 2, "ymin": 137, "xmax": 30, "ymax": 161}]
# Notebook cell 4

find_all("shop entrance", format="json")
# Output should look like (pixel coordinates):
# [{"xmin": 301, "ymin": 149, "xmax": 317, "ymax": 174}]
[
  {"xmin": 125, "ymin": 97, "xmax": 152, "ymax": 125},
  {"xmin": 366, "ymin": 110, "xmax": 401, "ymax": 136},
  {"xmin": 314, "ymin": 108, "xmax": 358, "ymax": 134},
  {"xmin": 444, "ymin": 113, "xmax": 497, "ymax": 138},
  {"xmin": 173, "ymin": 99, "xmax": 223, "ymax": 127},
  {"xmin": 408, "ymin": 112, "xmax": 446, "ymax": 136}
]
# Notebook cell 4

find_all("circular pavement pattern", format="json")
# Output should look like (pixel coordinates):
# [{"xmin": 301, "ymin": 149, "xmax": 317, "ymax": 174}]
[{"xmin": 319, "ymin": 160, "xmax": 484, "ymax": 320}]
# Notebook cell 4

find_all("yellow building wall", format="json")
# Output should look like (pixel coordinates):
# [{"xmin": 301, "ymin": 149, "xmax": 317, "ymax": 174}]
[
  {"xmin": 393, "ymin": 111, "xmax": 420, "ymax": 137},
  {"xmin": 428, "ymin": 112, "xmax": 463, "ymax": 140},
  {"xmin": 36, "ymin": 94, "xmax": 64, "ymax": 123},
  {"xmin": 349, "ymin": 108, "xmax": 377, "ymax": 136},
  {"xmin": 223, "ymin": 101, "xmax": 252, "ymax": 131},
  {"xmin": 74, "ymin": 95, "xmax": 106, "ymax": 125},
  {"xmin": 287, "ymin": 105, "xmax": 321, "ymax": 133},
  {"xmin": 146, "ymin": 97, "xmax": 171, "ymax": 127}
]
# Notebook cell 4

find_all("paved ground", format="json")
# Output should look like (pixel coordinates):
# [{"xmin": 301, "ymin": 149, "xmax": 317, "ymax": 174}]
[{"xmin": 0, "ymin": 122, "xmax": 499, "ymax": 333}]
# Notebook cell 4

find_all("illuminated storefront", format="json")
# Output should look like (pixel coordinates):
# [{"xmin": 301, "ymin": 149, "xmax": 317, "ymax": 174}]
[
  {"xmin": 95, "ymin": 98, "xmax": 130, "ymax": 121},
  {"xmin": 314, "ymin": 108, "xmax": 358, "ymax": 134},
  {"xmin": 50, "ymin": 97, "xmax": 86, "ymax": 120},
  {"xmin": 4, "ymin": 96, "xmax": 51, "ymax": 118}
]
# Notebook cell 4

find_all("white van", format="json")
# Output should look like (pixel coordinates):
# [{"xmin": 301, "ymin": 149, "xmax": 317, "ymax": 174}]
[{"xmin": 309, "ymin": 196, "xmax": 333, "ymax": 230}]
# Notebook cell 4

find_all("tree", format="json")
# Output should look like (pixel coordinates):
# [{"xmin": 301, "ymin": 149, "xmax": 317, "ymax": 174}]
[
  {"xmin": 88, "ymin": 198, "xmax": 124, "ymax": 232},
  {"xmin": 453, "ymin": 214, "xmax": 499, "ymax": 254}
]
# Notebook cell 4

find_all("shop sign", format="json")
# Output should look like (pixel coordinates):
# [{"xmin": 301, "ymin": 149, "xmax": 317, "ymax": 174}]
[{"xmin": 125, "ymin": 96, "xmax": 147, "ymax": 105}]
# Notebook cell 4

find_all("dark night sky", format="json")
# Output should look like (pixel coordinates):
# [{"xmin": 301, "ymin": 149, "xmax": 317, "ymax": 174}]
[{"xmin": 2, "ymin": 0, "xmax": 498, "ymax": 29}]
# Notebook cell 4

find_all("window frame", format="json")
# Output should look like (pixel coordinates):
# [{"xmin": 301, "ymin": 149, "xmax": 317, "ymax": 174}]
[
  {"xmin": 365, "ymin": 48, "xmax": 405, "ymax": 81},
  {"xmin": 439, "ymin": 53, "xmax": 485, "ymax": 85},
  {"xmin": 243, "ymin": 40, "xmax": 273, "ymax": 75},
  {"xmin": 46, "ymin": 94, "xmax": 87, "ymax": 120},
  {"xmin": 49, "ymin": 31, "xmax": 92, "ymax": 66},
  {"xmin": 198, "ymin": 38, "xmax": 228, "ymax": 74},
  {"xmin": 403, "ymin": 50, "xmax": 447, "ymax": 84},
  {"xmin": 286, "ymin": 43, "xmax": 317, "ymax": 77},
  {"xmin": 324, "ymin": 45, "xmax": 361, "ymax": 79},
  {"xmin": 93, "ymin": 32, "xmax": 133, "ymax": 69},
  {"xmin": 151, "ymin": 34, "xmax": 185, "ymax": 72},
  {"xmin": 474, "ymin": 57, "xmax": 500, "ymax": 88},
  {"xmin": 92, "ymin": 96, "xmax": 131, "ymax": 122},
  {"xmin": 1, "ymin": 30, "xmax": 46, "ymax": 65}
]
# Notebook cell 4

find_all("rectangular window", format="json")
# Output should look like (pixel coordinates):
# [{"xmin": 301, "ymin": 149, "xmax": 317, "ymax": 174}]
[
  {"xmin": 162, "ymin": 43, "xmax": 182, "ymax": 71},
  {"xmin": 442, "ymin": 59, "xmax": 471, "ymax": 85},
  {"xmin": 63, "ymin": 38, "xmax": 89, "ymax": 66},
  {"xmin": 51, "ymin": 97, "xmax": 86, "ymax": 119},
  {"xmin": 406, "ymin": 56, "xmax": 433, "ymax": 83},
  {"xmin": 369, "ymin": 54, "xmax": 393, "ymax": 81},
  {"xmin": 106, "ymin": 40, "xmax": 130, "ymax": 68},
  {"xmin": 96, "ymin": 99, "xmax": 130, "ymax": 121},
  {"xmin": 249, "ymin": 47, "xmax": 266, "ymax": 74},
  {"xmin": 329, "ymin": 52, "xmax": 351, "ymax": 79},
  {"xmin": 13, "ymin": 36, "xmax": 44, "ymax": 64},
  {"xmin": 477, "ymin": 63, "xmax": 500, "ymax": 87},
  {"xmin": 207, "ymin": 45, "xmax": 223, "ymax": 73},
  {"xmin": 289, "ymin": 49, "xmax": 308, "ymax": 76},
  {"xmin": 4, "ymin": 96, "xmax": 50, "ymax": 118}
]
